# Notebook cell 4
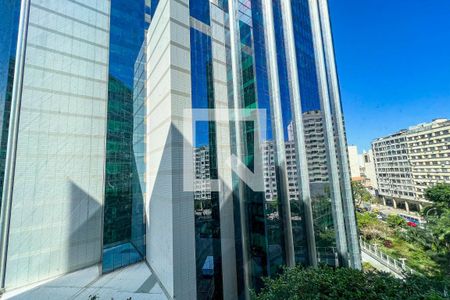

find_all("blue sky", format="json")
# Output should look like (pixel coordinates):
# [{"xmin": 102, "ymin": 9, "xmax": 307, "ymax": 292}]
[{"xmin": 328, "ymin": 0, "xmax": 450, "ymax": 151}]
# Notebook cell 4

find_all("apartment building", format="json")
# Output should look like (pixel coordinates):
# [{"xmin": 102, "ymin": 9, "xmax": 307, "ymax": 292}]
[{"xmin": 372, "ymin": 119, "xmax": 450, "ymax": 212}]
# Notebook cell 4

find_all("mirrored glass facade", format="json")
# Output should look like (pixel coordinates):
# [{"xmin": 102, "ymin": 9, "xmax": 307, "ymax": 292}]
[
  {"xmin": 0, "ymin": 0, "xmax": 21, "ymax": 211},
  {"xmin": 102, "ymin": 0, "xmax": 148, "ymax": 273}
]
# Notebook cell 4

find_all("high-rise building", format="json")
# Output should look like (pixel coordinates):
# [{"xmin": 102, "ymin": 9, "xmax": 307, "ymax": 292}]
[
  {"xmin": 360, "ymin": 150, "xmax": 378, "ymax": 191},
  {"xmin": 348, "ymin": 145, "xmax": 362, "ymax": 179},
  {"xmin": 144, "ymin": 0, "xmax": 360, "ymax": 299},
  {"xmin": 0, "ymin": 0, "xmax": 360, "ymax": 299},
  {"xmin": 373, "ymin": 118, "xmax": 450, "ymax": 212}
]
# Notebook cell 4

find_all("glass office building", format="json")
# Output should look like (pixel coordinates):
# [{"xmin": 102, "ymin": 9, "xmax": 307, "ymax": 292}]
[
  {"xmin": 144, "ymin": 0, "xmax": 360, "ymax": 299},
  {"xmin": 0, "ymin": 0, "xmax": 360, "ymax": 298}
]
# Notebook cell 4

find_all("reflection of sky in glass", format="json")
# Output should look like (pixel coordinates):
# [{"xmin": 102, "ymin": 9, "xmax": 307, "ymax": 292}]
[
  {"xmin": 273, "ymin": 0, "xmax": 293, "ymax": 140},
  {"xmin": 191, "ymin": 28, "xmax": 213, "ymax": 147},
  {"xmin": 292, "ymin": 0, "xmax": 321, "ymax": 112},
  {"xmin": 149, "ymin": 0, "xmax": 160, "ymax": 17},
  {"xmin": 190, "ymin": 0, "xmax": 210, "ymax": 24},
  {"xmin": 0, "ymin": 0, "xmax": 20, "ymax": 113},
  {"xmin": 109, "ymin": 0, "xmax": 146, "ymax": 88},
  {"xmin": 252, "ymin": 0, "xmax": 273, "ymax": 141}
]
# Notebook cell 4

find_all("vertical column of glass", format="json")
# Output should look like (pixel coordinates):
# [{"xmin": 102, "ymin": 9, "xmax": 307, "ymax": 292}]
[
  {"xmin": 227, "ymin": 0, "xmax": 269, "ymax": 296},
  {"xmin": 317, "ymin": 0, "xmax": 361, "ymax": 269},
  {"xmin": 279, "ymin": 0, "xmax": 318, "ymax": 266},
  {"xmin": 0, "ymin": 0, "xmax": 21, "ymax": 212},
  {"xmin": 191, "ymin": 29, "xmax": 219, "ymax": 300},
  {"xmin": 189, "ymin": 2, "xmax": 223, "ymax": 299},
  {"xmin": 103, "ymin": 0, "xmax": 146, "ymax": 273},
  {"xmin": 305, "ymin": 0, "xmax": 349, "ymax": 265},
  {"xmin": 269, "ymin": 0, "xmax": 312, "ymax": 266},
  {"xmin": 131, "ymin": 37, "xmax": 147, "ymax": 264},
  {"xmin": 251, "ymin": 0, "xmax": 289, "ymax": 274},
  {"xmin": 281, "ymin": 0, "xmax": 345, "ymax": 265},
  {"xmin": 0, "ymin": 0, "xmax": 25, "ymax": 289}
]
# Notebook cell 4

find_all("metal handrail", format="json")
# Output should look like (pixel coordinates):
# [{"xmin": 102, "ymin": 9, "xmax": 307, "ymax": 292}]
[{"xmin": 360, "ymin": 239, "xmax": 417, "ymax": 275}]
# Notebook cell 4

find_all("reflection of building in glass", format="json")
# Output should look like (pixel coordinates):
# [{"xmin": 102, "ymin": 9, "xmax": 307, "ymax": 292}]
[
  {"xmin": 302, "ymin": 111, "xmax": 329, "ymax": 183},
  {"xmin": 194, "ymin": 146, "xmax": 212, "ymax": 205},
  {"xmin": 373, "ymin": 118, "xmax": 450, "ymax": 212},
  {"xmin": 102, "ymin": 0, "xmax": 150, "ymax": 273},
  {"xmin": 263, "ymin": 114, "xmax": 329, "ymax": 203}
]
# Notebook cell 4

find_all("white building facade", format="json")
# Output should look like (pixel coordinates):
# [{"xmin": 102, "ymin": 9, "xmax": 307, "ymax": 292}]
[{"xmin": 372, "ymin": 119, "xmax": 450, "ymax": 212}]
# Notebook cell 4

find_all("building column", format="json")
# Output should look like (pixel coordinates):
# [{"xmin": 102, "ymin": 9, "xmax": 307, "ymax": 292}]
[
  {"xmin": 316, "ymin": 0, "xmax": 361, "ymax": 269},
  {"xmin": 419, "ymin": 203, "xmax": 424, "ymax": 211},
  {"xmin": 404, "ymin": 201, "xmax": 410, "ymax": 213},
  {"xmin": 227, "ymin": 0, "xmax": 251, "ymax": 297},
  {"xmin": 261, "ymin": 0, "xmax": 295, "ymax": 268},
  {"xmin": 392, "ymin": 199, "xmax": 397, "ymax": 209},
  {"xmin": 0, "ymin": 0, "xmax": 31, "ymax": 289},
  {"xmin": 382, "ymin": 197, "xmax": 387, "ymax": 206},
  {"xmin": 145, "ymin": 0, "xmax": 196, "ymax": 298},
  {"xmin": 210, "ymin": 5, "xmax": 238, "ymax": 299},
  {"xmin": 280, "ymin": 0, "xmax": 317, "ymax": 267},
  {"xmin": 308, "ymin": 0, "xmax": 349, "ymax": 266}
]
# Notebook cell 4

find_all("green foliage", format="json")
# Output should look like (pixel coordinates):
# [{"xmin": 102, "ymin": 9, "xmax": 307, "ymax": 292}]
[
  {"xmin": 356, "ymin": 212, "xmax": 378, "ymax": 228},
  {"xmin": 357, "ymin": 211, "xmax": 449, "ymax": 277},
  {"xmin": 387, "ymin": 214, "xmax": 406, "ymax": 228},
  {"xmin": 424, "ymin": 183, "xmax": 450, "ymax": 207},
  {"xmin": 423, "ymin": 184, "xmax": 450, "ymax": 254},
  {"xmin": 252, "ymin": 265, "xmax": 449, "ymax": 300},
  {"xmin": 352, "ymin": 181, "xmax": 373, "ymax": 205},
  {"xmin": 362, "ymin": 262, "xmax": 376, "ymax": 272}
]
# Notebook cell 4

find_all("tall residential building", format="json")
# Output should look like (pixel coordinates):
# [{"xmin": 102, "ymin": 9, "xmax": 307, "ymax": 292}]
[
  {"xmin": 348, "ymin": 145, "xmax": 361, "ymax": 179},
  {"xmin": 372, "ymin": 118, "xmax": 450, "ymax": 212},
  {"xmin": 360, "ymin": 150, "xmax": 378, "ymax": 190},
  {"xmin": 0, "ymin": 0, "xmax": 360, "ymax": 299}
]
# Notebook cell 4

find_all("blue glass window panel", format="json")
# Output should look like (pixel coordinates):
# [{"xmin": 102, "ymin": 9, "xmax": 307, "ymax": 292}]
[
  {"xmin": 251, "ymin": 0, "xmax": 273, "ymax": 140},
  {"xmin": 150, "ymin": 0, "xmax": 160, "ymax": 17},
  {"xmin": 273, "ymin": 0, "xmax": 293, "ymax": 139},
  {"xmin": 291, "ymin": 0, "xmax": 321, "ymax": 112},
  {"xmin": 190, "ymin": 0, "xmax": 210, "ymax": 25}
]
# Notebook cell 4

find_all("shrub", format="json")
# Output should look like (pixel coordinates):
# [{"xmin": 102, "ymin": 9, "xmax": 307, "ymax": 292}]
[{"xmin": 253, "ymin": 265, "xmax": 449, "ymax": 300}]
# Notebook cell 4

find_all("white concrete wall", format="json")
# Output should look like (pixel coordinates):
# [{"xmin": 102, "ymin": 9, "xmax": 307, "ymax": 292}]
[
  {"xmin": 145, "ymin": 0, "xmax": 196, "ymax": 298},
  {"xmin": 4, "ymin": 0, "xmax": 110, "ymax": 289}
]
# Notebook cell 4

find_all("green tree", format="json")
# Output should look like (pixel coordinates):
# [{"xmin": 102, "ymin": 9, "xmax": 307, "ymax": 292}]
[
  {"xmin": 423, "ymin": 183, "xmax": 450, "ymax": 253},
  {"xmin": 351, "ymin": 181, "xmax": 373, "ymax": 206},
  {"xmin": 387, "ymin": 214, "xmax": 406, "ymax": 228},
  {"xmin": 424, "ymin": 183, "xmax": 450, "ymax": 214},
  {"xmin": 253, "ymin": 265, "xmax": 449, "ymax": 300}
]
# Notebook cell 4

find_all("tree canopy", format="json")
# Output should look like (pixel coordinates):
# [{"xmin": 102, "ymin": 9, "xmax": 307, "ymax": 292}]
[
  {"xmin": 422, "ymin": 183, "xmax": 450, "ymax": 253},
  {"xmin": 253, "ymin": 265, "xmax": 449, "ymax": 300}
]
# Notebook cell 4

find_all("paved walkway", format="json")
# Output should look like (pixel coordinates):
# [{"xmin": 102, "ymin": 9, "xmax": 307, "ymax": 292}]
[{"xmin": 3, "ymin": 262, "xmax": 168, "ymax": 300}]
